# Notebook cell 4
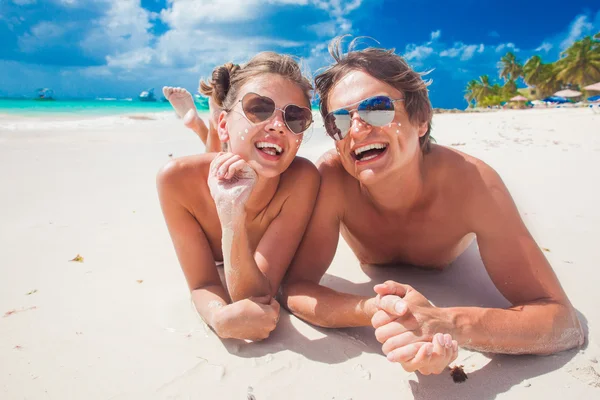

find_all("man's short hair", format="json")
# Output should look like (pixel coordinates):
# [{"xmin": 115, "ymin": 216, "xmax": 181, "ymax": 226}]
[{"xmin": 315, "ymin": 36, "xmax": 434, "ymax": 152}]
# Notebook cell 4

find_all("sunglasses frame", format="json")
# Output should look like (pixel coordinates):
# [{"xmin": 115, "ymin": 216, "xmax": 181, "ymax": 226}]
[
  {"xmin": 323, "ymin": 95, "xmax": 405, "ymax": 141},
  {"xmin": 231, "ymin": 92, "xmax": 313, "ymax": 135}
]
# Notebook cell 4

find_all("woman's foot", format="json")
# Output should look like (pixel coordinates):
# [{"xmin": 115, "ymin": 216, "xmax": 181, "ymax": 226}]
[{"xmin": 163, "ymin": 86, "xmax": 209, "ymax": 142}]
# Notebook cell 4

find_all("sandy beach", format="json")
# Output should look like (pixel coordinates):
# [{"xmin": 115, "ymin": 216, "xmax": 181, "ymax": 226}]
[{"xmin": 1, "ymin": 107, "xmax": 599, "ymax": 399}]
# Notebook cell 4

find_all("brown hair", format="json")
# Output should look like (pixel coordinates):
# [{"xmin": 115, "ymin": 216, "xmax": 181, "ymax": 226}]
[
  {"xmin": 315, "ymin": 36, "xmax": 434, "ymax": 153},
  {"xmin": 199, "ymin": 52, "xmax": 313, "ymax": 111}
]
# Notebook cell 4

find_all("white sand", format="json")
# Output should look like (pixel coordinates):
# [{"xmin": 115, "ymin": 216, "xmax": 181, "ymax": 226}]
[{"xmin": 1, "ymin": 108, "xmax": 599, "ymax": 399}]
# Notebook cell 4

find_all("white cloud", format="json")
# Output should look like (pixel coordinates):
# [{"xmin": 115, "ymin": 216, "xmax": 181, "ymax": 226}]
[
  {"xmin": 307, "ymin": 21, "xmax": 338, "ymax": 37},
  {"xmin": 404, "ymin": 45, "xmax": 434, "ymax": 61},
  {"xmin": 535, "ymin": 42, "xmax": 553, "ymax": 52},
  {"xmin": 495, "ymin": 42, "xmax": 519, "ymax": 53},
  {"xmin": 80, "ymin": 0, "xmax": 156, "ymax": 59},
  {"xmin": 18, "ymin": 21, "xmax": 68, "ymax": 52},
  {"xmin": 106, "ymin": 47, "xmax": 154, "ymax": 69},
  {"xmin": 560, "ymin": 14, "xmax": 594, "ymax": 50},
  {"xmin": 430, "ymin": 30, "xmax": 441, "ymax": 40},
  {"xmin": 439, "ymin": 42, "xmax": 483, "ymax": 61},
  {"xmin": 160, "ymin": 0, "xmax": 310, "ymax": 28}
]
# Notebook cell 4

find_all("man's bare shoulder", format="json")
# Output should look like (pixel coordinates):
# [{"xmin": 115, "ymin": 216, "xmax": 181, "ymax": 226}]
[
  {"xmin": 432, "ymin": 144, "xmax": 502, "ymax": 191},
  {"xmin": 432, "ymin": 144, "xmax": 510, "ymax": 224},
  {"xmin": 316, "ymin": 149, "xmax": 347, "ymax": 183}
]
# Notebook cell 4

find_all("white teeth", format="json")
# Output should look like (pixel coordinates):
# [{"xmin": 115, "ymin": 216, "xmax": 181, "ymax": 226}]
[
  {"xmin": 361, "ymin": 154, "xmax": 379, "ymax": 161},
  {"xmin": 255, "ymin": 141, "xmax": 283, "ymax": 154},
  {"xmin": 354, "ymin": 143, "xmax": 387, "ymax": 156}
]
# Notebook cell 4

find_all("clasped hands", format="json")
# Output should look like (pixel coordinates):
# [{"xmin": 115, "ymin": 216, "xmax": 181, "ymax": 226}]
[{"xmin": 371, "ymin": 281, "xmax": 458, "ymax": 375}]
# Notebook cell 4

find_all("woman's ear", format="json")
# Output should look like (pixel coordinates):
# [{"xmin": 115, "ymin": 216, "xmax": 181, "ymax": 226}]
[{"xmin": 217, "ymin": 110, "xmax": 229, "ymax": 142}]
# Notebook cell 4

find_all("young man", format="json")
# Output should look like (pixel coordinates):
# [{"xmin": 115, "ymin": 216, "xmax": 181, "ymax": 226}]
[{"xmin": 281, "ymin": 38, "xmax": 584, "ymax": 375}]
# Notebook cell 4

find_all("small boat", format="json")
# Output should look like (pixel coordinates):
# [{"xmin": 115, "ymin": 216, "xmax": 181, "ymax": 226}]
[
  {"xmin": 138, "ymin": 88, "xmax": 157, "ymax": 102},
  {"xmin": 35, "ymin": 88, "xmax": 55, "ymax": 101}
]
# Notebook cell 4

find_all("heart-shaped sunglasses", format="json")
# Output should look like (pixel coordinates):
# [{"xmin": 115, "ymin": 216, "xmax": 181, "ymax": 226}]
[{"xmin": 231, "ymin": 92, "xmax": 313, "ymax": 135}]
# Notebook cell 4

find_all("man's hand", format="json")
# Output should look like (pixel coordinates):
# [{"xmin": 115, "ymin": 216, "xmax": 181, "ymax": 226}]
[
  {"xmin": 213, "ymin": 296, "xmax": 280, "ymax": 341},
  {"xmin": 208, "ymin": 153, "xmax": 257, "ymax": 221},
  {"xmin": 371, "ymin": 281, "xmax": 458, "ymax": 375}
]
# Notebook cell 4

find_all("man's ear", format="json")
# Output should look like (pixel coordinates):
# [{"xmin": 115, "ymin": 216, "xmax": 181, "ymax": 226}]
[
  {"xmin": 217, "ymin": 111, "xmax": 229, "ymax": 142},
  {"xmin": 418, "ymin": 120, "xmax": 429, "ymax": 138}
]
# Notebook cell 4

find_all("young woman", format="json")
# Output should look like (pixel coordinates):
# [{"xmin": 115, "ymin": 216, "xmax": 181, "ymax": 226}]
[{"xmin": 157, "ymin": 52, "xmax": 319, "ymax": 341}]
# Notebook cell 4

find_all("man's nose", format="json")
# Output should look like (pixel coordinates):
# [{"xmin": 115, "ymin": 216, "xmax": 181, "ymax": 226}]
[{"xmin": 348, "ymin": 112, "xmax": 371, "ymax": 140}]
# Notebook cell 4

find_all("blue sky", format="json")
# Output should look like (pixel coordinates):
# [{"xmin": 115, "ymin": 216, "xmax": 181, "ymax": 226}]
[{"xmin": 1, "ymin": 0, "xmax": 599, "ymax": 109}]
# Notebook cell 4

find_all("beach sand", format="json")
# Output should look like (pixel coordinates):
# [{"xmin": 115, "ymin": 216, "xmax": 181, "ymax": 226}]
[{"xmin": 1, "ymin": 108, "xmax": 599, "ymax": 399}]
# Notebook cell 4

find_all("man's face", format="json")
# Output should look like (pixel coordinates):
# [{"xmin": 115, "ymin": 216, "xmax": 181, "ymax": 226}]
[{"xmin": 326, "ymin": 70, "xmax": 428, "ymax": 184}]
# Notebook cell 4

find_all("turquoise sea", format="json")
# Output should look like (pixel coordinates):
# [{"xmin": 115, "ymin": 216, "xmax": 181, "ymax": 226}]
[
  {"xmin": 0, "ymin": 98, "xmax": 320, "ymax": 117},
  {"xmin": 0, "ymin": 98, "xmax": 210, "ymax": 116}
]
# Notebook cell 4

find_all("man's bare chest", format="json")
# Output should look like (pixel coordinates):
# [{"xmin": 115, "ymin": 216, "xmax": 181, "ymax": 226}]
[{"xmin": 340, "ymin": 202, "xmax": 471, "ymax": 267}]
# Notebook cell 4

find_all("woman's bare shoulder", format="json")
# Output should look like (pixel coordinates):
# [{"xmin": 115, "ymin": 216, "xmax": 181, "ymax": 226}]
[{"xmin": 156, "ymin": 153, "xmax": 217, "ymax": 194}]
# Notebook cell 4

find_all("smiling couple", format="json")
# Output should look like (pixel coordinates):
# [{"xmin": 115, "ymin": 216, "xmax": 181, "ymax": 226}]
[{"xmin": 157, "ymin": 36, "xmax": 584, "ymax": 376}]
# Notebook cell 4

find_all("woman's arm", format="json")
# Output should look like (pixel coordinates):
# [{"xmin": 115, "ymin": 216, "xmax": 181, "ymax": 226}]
[
  {"xmin": 218, "ymin": 157, "xmax": 320, "ymax": 301},
  {"xmin": 156, "ymin": 156, "xmax": 279, "ymax": 341}
]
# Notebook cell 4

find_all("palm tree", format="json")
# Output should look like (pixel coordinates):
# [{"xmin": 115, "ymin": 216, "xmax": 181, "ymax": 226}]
[
  {"xmin": 502, "ymin": 79, "xmax": 518, "ymax": 96},
  {"xmin": 464, "ymin": 76, "xmax": 495, "ymax": 106},
  {"xmin": 499, "ymin": 52, "xmax": 523, "ymax": 82},
  {"xmin": 536, "ymin": 63, "xmax": 563, "ymax": 98},
  {"xmin": 464, "ymin": 79, "xmax": 480, "ymax": 107},
  {"xmin": 523, "ymin": 55, "xmax": 544, "ymax": 86},
  {"xmin": 555, "ymin": 36, "xmax": 600, "ymax": 87}
]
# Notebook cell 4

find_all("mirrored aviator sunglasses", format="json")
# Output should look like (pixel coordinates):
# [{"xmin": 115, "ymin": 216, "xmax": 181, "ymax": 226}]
[
  {"xmin": 239, "ymin": 92, "xmax": 313, "ymax": 135},
  {"xmin": 324, "ymin": 95, "xmax": 404, "ymax": 141}
]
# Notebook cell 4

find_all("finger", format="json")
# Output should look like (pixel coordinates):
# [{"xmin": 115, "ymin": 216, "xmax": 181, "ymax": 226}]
[
  {"xmin": 443, "ymin": 333, "xmax": 454, "ymax": 350},
  {"xmin": 375, "ymin": 294, "xmax": 408, "ymax": 317},
  {"xmin": 371, "ymin": 309, "xmax": 397, "ymax": 329},
  {"xmin": 373, "ymin": 281, "xmax": 410, "ymax": 297},
  {"xmin": 427, "ymin": 334, "xmax": 455, "ymax": 375},
  {"xmin": 249, "ymin": 295, "xmax": 271, "ymax": 305},
  {"xmin": 269, "ymin": 297, "xmax": 281, "ymax": 315},
  {"xmin": 216, "ymin": 154, "xmax": 241, "ymax": 178},
  {"xmin": 210, "ymin": 153, "xmax": 233, "ymax": 175},
  {"xmin": 381, "ymin": 331, "xmax": 422, "ymax": 355},
  {"xmin": 431, "ymin": 333, "xmax": 447, "ymax": 359},
  {"xmin": 225, "ymin": 159, "xmax": 248, "ymax": 179},
  {"xmin": 402, "ymin": 342, "xmax": 433, "ymax": 373},
  {"xmin": 450, "ymin": 340, "xmax": 459, "ymax": 364},
  {"xmin": 374, "ymin": 320, "xmax": 413, "ymax": 343},
  {"xmin": 386, "ymin": 342, "xmax": 426, "ymax": 363}
]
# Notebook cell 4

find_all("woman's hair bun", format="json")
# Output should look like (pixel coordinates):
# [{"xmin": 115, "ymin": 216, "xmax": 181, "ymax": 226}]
[{"xmin": 199, "ymin": 62, "xmax": 240, "ymax": 107}]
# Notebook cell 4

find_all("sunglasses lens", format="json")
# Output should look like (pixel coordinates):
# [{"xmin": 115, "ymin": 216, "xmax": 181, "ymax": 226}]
[
  {"xmin": 325, "ymin": 109, "xmax": 351, "ymax": 140},
  {"xmin": 242, "ymin": 93, "xmax": 275, "ymax": 123},
  {"xmin": 358, "ymin": 96, "xmax": 395, "ymax": 126},
  {"xmin": 285, "ymin": 105, "xmax": 313, "ymax": 134}
]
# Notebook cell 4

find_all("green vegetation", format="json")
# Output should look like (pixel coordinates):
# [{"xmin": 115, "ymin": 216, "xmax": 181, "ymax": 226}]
[{"xmin": 465, "ymin": 33, "xmax": 600, "ymax": 108}]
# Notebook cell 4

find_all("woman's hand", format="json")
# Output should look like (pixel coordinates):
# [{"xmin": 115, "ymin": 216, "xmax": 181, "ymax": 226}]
[
  {"xmin": 208, "ymin": 153, "xmax": 257, "ymax": 221},
  {"xmin": 213, "ymin": 296, "xmax": 280, "ymax": 341}
]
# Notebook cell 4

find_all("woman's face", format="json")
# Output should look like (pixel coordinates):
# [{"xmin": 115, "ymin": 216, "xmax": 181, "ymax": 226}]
[{"xmin": 218, "ymin": 74, "xmax": 311, "ymax": 178}]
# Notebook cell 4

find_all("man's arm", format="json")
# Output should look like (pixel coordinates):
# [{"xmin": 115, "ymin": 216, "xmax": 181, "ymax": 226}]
[
  {"xmin": 444, "ymin": 160, "xmax": 584, "ymax": 354},
  {"xmin": 281, "ymin": 153, "xmax": 376, "ymax": 328}
]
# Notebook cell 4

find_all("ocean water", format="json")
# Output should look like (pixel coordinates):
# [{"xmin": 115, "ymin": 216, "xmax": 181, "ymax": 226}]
[{"xmin": 0, "ymin": 98, "xmax": 209, "ymax": 116}]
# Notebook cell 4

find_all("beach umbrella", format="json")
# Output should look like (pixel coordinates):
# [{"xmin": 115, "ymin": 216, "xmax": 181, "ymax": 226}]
[
  {"xmin": 553, "ymin": 89, "xmax": 582, "ymax": 98},
  {"xmin": 510, "ymin": 95, "xmax": 528, "ymax": 101},
  {"xmin": 542, "ymin": 96, "xmax": 569, "ymax": 103},
  {"xmin": 584, "ymin": 82, "xmax": 600, "ymax": 91}
]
